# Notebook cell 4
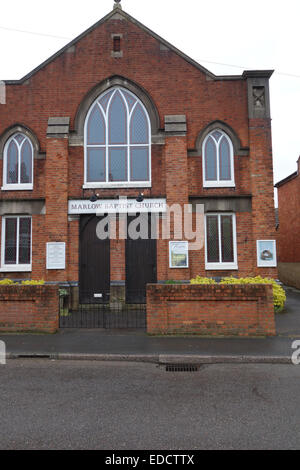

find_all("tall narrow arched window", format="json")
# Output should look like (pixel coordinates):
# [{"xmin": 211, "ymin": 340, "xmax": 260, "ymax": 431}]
[
  {"xmin": 2, "ymin": 133, "xmax": 33, "ymax": 190},
  {"xmin": 202, "ymin": 130, "xmax": 235, "ymax": 187},
  {"xmin": 84, "ymin": 87, "xmax": 151, "ymax": 187}
]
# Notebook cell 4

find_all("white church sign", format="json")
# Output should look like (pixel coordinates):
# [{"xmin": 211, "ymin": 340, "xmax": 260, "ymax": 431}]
[{"xmin": 68, "ymin": 199, "xmax": 167, "ymax": 215}]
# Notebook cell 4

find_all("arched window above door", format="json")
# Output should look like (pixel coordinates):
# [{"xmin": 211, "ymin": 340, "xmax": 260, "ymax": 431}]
[{"xmin": 84, "ymin": 87, "xmax": 151, "ymax": 187}]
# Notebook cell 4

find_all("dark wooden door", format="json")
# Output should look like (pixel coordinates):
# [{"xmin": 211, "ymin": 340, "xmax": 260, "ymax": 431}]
[
  {"xmin": 126, "ymin": 215, "xmax": 157, "ymax": 303},
  {"xmin": 79, "ymin": 215, "xmax": 110, "ymax": 304}
]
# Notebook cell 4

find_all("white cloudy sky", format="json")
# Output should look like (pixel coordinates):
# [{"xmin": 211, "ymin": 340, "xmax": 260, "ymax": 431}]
[{"xmin": 0, "ymin": 0, "xmax": 299, "ymax": 199}]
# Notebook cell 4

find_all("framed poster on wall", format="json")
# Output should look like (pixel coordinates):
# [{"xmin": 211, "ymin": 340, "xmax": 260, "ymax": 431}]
[
  {"xmin": 256, "ymin": 240, "xmax": 277, "ymax": 267},
  {"xmin": 169, "ymin": 241, "xmax": 189, "ymax": 268}
]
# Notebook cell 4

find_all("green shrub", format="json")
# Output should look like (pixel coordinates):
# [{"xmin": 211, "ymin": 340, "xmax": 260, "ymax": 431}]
[{"xmin": 220, "ymin": 276, "xmax": 286, "ymax": 312}]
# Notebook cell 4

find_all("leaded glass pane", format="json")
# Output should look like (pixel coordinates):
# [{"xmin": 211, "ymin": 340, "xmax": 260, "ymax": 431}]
[
  {"xmin": 205, "ymin": 138, "xmax": 217, "ymax": 181},
  {"xmin": 19, "ymin": 217, "xmax": 31, "ymax": 264},
  {"xmin": 130, "ymin": 103, "xmax": 148, "ymax": 144},
  {"xmin": 7, "ymin": 140, "xmax": 18, "ymax": 184},
  {"xmin": 87, "ymin": 106, "xmax": 105, "ymax": 144},
  {"xmin": 212, "ymin": 130, "xmax": 222, "ymax": 142},
  {"xmin": 130, "ymin": 147, "xmax": 149, "ymax": 181},
  {"xmin": 87, "ymin": 148, "xmax": 105, "ymax": 182},
  {"xmin": 221, "ymin": 216, "xmax": 234, "ymax": 262},
  {"xmin": 5, "ymin": 218, "xmax": 17, "ymax": 264},
  {"xmin": 219, "ymin": 137, "xmax": 231, "ymax": 181},
  {"xmin": 99, "ymin": 89, "xmax": 114, "ymax": 113},
  {"xmin": 20, "ymin": 140, "xmax": 32, "ymax": 184},
  {"xmin": 109, "ymin": 148, "xmax": 127, "ymax": 181},
  {"xmin": 108, "ymin": 91, "xmax": 127, "ymax": 144},
  {"xmin": 122, "ymin": 90, "xmax": 137, "ymax": 112},
  {"xmin": 207, "ymin": 216, "xmax": 219, "ymax": 263},
  {"xmin": 15, "ymin": 134, "xmax": 25, "ymax": 145}
]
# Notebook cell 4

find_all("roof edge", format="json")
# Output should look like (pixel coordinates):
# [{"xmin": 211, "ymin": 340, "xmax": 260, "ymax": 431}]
[
  {"xmin": 3, "ymin": 8, "xmax": 274, "ymax": 85},
  {"xmin": 275, "ymin": 171, "xmax": 298, "ymax": 188}
]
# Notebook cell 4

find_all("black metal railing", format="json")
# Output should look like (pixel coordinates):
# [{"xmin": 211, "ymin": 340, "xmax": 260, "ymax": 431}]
[{"xmin": 59, "ymin": 291, "xmax": 146, "ymax": 329}]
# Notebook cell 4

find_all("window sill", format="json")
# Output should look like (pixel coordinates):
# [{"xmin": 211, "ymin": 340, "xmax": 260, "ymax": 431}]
[
  {"xmin": 83, "ymin": 182, "xmax": 152, "ymax": 189},
  {"xmin": 203, "ymin": 182, "xmax": 236, "ymax": 188},
  {"xmin": 1, "ymin": 185, "xmax": 33, "ymax": 191},
  {"xmin": 0, "ymin": 266, "xmax": 32, "ymax": 273},
  {"xmin": 205, "ymin": 263, "xmax": 238, "ymax": 271}
]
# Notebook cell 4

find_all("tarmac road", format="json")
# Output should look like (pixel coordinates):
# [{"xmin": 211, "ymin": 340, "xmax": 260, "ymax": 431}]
[{"xmin": 0, "ymin": 360, "xmax": 299, "ymax": 450}]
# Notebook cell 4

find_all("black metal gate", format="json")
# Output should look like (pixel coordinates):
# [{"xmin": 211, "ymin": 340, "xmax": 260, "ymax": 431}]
[{"xmin": 59, "ymin": 293, "xmax": 146, "ymax": 329}]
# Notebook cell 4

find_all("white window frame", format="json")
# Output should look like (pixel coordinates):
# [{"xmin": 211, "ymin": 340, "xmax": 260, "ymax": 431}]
[
  {"xmin": 205, "ymin": 212, "xmax": 238, "ymax": 270},
  {"xmin": 169, "ymin": 241, "xmax": 189, "ymax": 269},
  {"xmin": 2, "ymin": 134, "xmax": 34, "ymax": 191},
  {"xmin": 202, "ymin": 130, "xmax": 235, "ymax": 188},
  {"xmin": 83, "ymin": 86, "xmax": 152, "ymax": 189},
  {"xmin": 0, "ymin": 216, "xmax": 32, "ymax": 272}
]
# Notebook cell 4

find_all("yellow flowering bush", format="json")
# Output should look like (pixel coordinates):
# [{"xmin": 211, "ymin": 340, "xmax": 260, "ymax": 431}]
[
  {"xmin": 220, "ymin": 276, "xmax": 286, "ymax": 311},
  {"xmin": 190, "ymin": 276, "xmax": 217, "ymax": 285},
  {"xmin": 0, "ymin": 279, "xmax": 15, "ymax": 285},
  {"xmin": 0, "ymin": 279, "xmax": 45, "ymax": 286},
  {"xmin": 21, "ymin": 280, "xmax": 45, "ymax": 286}
]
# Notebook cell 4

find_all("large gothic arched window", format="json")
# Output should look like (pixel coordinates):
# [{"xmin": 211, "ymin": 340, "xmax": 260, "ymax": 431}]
[
  {"xmin": 202, "ymin": 130, "xmax": 235, "ymax": 187},
  {"xmin": 84, "ymin": 87, "xmax": 151, "ymax": 186},
  {"xmin": 3, "ymin": 133, "xmax": 33, "ymax": 190}
]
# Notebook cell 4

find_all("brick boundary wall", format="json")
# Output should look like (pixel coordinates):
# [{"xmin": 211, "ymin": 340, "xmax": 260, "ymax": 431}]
[
  {"xmin": 278, "ymin": 263, "xmax": 300, "ymax": 290},
  {"xmin": 0, "ymin": 285, "xmax": 59, "ymax": 333},
  {"xmin": 147, "ymin": 284, "xmax": 276, "ymax": 336}
]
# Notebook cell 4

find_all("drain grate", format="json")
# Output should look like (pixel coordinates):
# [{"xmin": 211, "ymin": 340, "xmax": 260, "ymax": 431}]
[{"xmin": 165, "ymin": 363, "xmax": 199, "ymax": 372}]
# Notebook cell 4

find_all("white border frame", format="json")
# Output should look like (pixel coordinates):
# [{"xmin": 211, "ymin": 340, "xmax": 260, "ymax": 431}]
[
  {"xmin": 205, "ymin": 212, "xmax": 238, "ymax": 270},
  {"xmin": 169, "ymin": 241, "xmax": 189, "ymax": 269},
  {"xmin": 83, "ymin": 86, "xmax": 152, "ymax": 189},
  {"xmin": 2, "ymin": 133, "xmax": 34, "ymax": 191},
  {"xmin": 202, "ymin": 130, "xmax": 235, "ymax": 188},
  {"xmin": 256, "ymin": 240, "xmax": 277, "ymax": 268},
  {"xmin": 0, "ymin": 215, "xmax": 32, "ymax": 272},
  {"xmin": 46, "ymin": 242, "xmax": 66, "ymax": 270}
]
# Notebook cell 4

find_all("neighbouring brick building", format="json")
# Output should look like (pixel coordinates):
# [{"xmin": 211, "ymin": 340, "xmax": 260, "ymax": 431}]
[
  {"xmin": 0, "ymin": 1, "xmax": 278, "ymax": 307},
  {"xmin": 275, "ymin": 157, "xmax": 300, "ymax": 289}
]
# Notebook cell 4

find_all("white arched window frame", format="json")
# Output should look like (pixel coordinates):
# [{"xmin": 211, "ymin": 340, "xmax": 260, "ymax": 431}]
[
  {"xmin": 83, "ymin": 86, "xmax": 152, "ymax": 188},
  {"xmin": 2, "ymin": 133, "xmax": 34, "ymax": 191},
  {"xmin": 202, "ymin": 130, "xmax": 235, "ymax": 188}
]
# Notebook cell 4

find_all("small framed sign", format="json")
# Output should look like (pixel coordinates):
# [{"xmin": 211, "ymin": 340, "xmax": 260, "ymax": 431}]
[
  {"xmin": 257, "ymin": 240, "xmax": 277, "ymax": 267},
  {"xmin": 169, "ymin": 241, "xmax": 189, "ymax": 268},
  {"xmin": 46, "ymin": 242, "xmax": 66, "ymax": 270}
]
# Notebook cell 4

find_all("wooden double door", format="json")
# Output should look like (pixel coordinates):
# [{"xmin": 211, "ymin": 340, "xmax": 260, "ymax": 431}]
[{"xmin": 79, "ymin": 215, "xmax": 157, "ymax": 304}]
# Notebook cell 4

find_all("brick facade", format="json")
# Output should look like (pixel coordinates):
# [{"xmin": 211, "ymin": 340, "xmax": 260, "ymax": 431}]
[
  {"xmin": 0, "ymin": 285, "xmax": 59, "ymax": 333},
  {"xmin": 276, "ymin": 158, "xmax": 300, "ymax": 289},
  {"xmin": 147, "ymin": 284, "xmax": 275, "ymax": 336},
  {"xmin": 0, "ymin": 5, "xmax": 277, "ymax": 300}
]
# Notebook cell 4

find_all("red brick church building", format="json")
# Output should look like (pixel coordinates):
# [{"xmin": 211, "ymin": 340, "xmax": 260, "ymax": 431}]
[{"xmin": 0, "ymin": 1, "xmax": 277, "ymax": 305}]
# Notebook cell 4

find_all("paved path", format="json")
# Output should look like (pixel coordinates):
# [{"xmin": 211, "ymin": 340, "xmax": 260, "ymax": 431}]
[{"xmin": 0, "ymin": 360, "xmax": 299, "ymax": 450}]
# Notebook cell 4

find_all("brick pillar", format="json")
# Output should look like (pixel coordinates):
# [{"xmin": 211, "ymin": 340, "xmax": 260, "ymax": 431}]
[
  {"xmin": 244, "ymin": 71, "xmax": 278, "ymax": 278},
  {"xmin": 45, "ymin": 118, "xmax": 70, "ymax": 282},
  {"xmin": 164, "ymin": 115, "xmax": 190, "ymax": 281}
]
